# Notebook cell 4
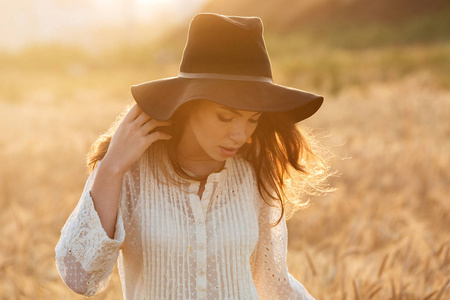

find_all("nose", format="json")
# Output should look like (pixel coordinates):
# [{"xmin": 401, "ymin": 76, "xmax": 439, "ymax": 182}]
[{"xmin": 229, "ymin": 120, "xmax": 248, "ymax": 145}]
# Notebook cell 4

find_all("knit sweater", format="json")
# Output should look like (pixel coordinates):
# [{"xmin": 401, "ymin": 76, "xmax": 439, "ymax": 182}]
[{"xmin": 55, "ymin": 152, "xmax": 314, "ymax": 299}]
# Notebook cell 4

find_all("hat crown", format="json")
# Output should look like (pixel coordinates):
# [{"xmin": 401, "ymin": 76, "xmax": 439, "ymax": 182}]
[{"xmin": 179, "ymin": 13, "xmax": 273, "ymax": 79}]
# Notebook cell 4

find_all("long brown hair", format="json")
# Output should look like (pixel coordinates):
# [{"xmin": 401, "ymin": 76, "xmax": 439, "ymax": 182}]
[{"xmin": 88, "ymin": 101, "xmax": 333, "ymax": 224}]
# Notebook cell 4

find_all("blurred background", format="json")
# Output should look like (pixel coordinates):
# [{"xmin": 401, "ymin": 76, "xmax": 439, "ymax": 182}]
[{"xmin": 0, "ymin": 0, "xmax": 449, "ymax": 299}]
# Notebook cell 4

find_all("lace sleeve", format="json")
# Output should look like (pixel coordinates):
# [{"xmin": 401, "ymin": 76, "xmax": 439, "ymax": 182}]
[
  {"xmin": 251, "ymin": 200, "xmax": 315, "ymax": 300},
  {"xmin": 55, "ymin": 163, "xmax": 126, "ymax": 296}
]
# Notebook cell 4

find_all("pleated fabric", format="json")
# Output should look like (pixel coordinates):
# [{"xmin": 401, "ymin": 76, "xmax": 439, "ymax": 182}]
[{"xmin": 55, "ymin": 152, "xmax": 314, "ymax": 300}]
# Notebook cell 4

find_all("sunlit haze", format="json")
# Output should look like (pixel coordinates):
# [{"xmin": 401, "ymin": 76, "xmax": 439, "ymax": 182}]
[
  {"xmin": 1, "ymin": 0, "xmax": 449, "ymax": 298},
  {"xmin": 1, "ymin": 0, "xmax": 207, "ymax": 51}
]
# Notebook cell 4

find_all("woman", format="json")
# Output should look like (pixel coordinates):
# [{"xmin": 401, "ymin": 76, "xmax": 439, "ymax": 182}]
[{"xmin": 55, "ymin": 13, "xmax": 331, "ymax": 299}]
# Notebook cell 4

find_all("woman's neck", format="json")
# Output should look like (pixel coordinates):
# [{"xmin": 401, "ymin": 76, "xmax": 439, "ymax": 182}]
[{"xmin": 176, "ymin": 150, "xmax": 225, "ymax": 178}]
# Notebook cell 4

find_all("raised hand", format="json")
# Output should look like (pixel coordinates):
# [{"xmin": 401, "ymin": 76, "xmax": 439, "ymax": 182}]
[{"xmin": 102, "ymin": 104, "xmax": 172, "ymax": 175}]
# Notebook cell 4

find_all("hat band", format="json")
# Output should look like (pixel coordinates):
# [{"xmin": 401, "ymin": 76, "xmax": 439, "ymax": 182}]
[{"xmin": 178, "ymin": 72, "xmax": 273, "ymax": 83}]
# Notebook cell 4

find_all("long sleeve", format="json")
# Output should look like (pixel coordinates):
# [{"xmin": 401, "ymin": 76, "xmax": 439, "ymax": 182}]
[
  {"xmin": 251, "ymin": 200, "xmax": 314, "ymax": 300},
  {"xmin": 55, "ymin": 163, "xmax": 126, "ymax": 296}
]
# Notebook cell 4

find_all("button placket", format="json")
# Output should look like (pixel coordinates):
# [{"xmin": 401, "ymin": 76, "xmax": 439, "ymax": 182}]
[
  {"xmin": 188, "ymin": 181, "xmax": 208, "ymax": 299},
  {"xmin": 196, "ymin": 220, "xmax": 207, "ymax": 299}
]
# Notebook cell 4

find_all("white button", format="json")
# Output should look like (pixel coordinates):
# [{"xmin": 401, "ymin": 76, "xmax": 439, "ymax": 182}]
[{"xmin": 198, "ymin": 244, "xmax": 205, "ymax": 251}]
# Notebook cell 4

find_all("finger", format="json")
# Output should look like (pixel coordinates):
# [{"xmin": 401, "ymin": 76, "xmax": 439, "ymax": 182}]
[
  {"xmin": 134, "ymin": 110, "xmax": 152, "ymax": 126},
  {"xmin": 123, "ymin": 104, "xmax": 142, "ymax": 122},
  {"xmin": 145, "ymin": 131, "xmax": 172, "ymax": 145},
  {"xmin": 141, "ymin": 119, "xmax": 172, "ymax": 134}
]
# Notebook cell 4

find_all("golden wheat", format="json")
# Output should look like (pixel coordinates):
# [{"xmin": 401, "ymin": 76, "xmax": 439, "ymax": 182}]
[{"xmin": 0, "ymin": 51, "xmax": 449, "ymax": 299}]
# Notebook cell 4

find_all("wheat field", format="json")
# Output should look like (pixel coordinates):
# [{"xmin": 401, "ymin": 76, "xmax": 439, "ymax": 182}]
[{"xmin": 1, "ymin": 23, "xmax": 449, "ymax": 300}]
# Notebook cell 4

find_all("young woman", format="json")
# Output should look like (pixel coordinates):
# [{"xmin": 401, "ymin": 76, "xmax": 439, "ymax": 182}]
[{"xmin": 55, "ymin": 13, "xmax": 331, "ymax": 299}]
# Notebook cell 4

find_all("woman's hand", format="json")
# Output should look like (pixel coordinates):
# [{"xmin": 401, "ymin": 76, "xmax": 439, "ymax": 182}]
[
  {"xmin": 89, "ymin": 104, "xmax": 169, "ymax": 238},
  {"xmin": 102, "ymin": 104, "xmax": 172, "ymax": 175}
]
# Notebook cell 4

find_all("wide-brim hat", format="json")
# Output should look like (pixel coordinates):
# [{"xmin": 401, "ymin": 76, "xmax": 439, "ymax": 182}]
[{"xmin": 131, "ymin": 13, "xmax": 323, "ymax": 122}]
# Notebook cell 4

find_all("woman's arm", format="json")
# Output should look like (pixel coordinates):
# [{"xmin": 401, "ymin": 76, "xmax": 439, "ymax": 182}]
[
  {"xmin": 251, "ymin": 200, "xmax": 315, "ymax": 300},
  {"xmin": 55, "ymin": 104, "xmax": 171, "ymax": 296},
  {"xmin": 90, "ymin": 157, "xmax": 126, "ymax": 239},
  {"xmin": 55, "ymin": 163, "xmax": 127, "ymax": 296},
  {"xmin": 90, "ymin": 104, "xmax": 172, "ymax": 239}
]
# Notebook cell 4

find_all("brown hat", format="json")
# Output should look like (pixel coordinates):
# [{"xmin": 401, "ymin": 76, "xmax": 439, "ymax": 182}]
[{"xmin": 131, "ymin": 13, "xmax": 323, "ymax": 122}]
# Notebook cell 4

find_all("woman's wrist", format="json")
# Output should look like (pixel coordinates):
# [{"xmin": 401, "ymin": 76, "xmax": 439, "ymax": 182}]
[{"xmin": 100, "ymin": 153, "xmax": 128, "ymax": 177}]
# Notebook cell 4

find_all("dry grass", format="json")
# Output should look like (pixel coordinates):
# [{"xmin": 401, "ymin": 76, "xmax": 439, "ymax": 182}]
[
  {"xmin": 1, "ymin": 43, "xmax": 449, "ymax": 299},
  {"xmin": 286, "ymin": 73, "xmax": 450, "ymax": 299}
]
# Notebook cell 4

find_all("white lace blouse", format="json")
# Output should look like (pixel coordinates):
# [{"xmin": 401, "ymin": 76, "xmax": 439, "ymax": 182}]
[{"xmin": 55, "ymin": 152, "xmax": 314, "ymax": 299}]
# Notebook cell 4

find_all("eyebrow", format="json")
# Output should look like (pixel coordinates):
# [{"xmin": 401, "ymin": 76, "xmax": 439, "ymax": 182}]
[{"xmin": 218, "ymin": 106, "xmax": 262, "ymax": 118}]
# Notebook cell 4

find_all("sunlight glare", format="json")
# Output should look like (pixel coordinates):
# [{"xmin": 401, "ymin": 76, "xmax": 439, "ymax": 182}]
[{"xmin": 136, "ymin": 0, "xmax": 173, "ymax": 5}]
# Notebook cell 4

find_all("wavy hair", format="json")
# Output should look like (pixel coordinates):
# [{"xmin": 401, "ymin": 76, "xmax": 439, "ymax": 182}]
[{"xmin": 87, "ymin": 101, "xmax": 333, "ymax": 224}]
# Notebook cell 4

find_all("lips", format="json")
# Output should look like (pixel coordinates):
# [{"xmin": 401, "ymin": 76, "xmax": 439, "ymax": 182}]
[{"xmin": 219, "ymin": 146, "xmax": 238, "ymax": 157}]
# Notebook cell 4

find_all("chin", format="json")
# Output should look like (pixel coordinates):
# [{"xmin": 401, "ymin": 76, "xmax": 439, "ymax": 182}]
[
  {"xmin": 205, "ymin": 150, "xmax": 228, "ymax": 161},
  {"xmin": 211, "ymin": 154, "xmax": 228, "ymax": 161}
]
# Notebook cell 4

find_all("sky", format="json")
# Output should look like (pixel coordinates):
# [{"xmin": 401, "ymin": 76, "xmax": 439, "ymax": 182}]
[{"xmin": 0, "ymin": 0, "xmax": 207, "ymax": 51}]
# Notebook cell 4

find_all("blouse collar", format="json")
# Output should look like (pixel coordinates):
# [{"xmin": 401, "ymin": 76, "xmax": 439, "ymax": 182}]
[{"xmin": 181, "ymin": 157, "xmax": 232, "ymax": 184}]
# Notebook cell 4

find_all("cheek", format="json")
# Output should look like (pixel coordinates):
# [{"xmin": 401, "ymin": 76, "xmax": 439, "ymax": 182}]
[
  {"xmin": 191, "ymin": 116, "xmax": 224, "ymax": 145},
  {"xmin": 205, "ymin": 121, "xmax": 228, "ymax": 142}
]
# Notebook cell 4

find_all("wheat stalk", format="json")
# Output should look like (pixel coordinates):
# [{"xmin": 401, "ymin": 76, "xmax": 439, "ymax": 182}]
[
  {"xmin": 352, "ymin": 279, "xmax": 360, "ymax": 300},
  {"xmin": 367, "ymin": 286, "xmax": 382, "ymax": 299},
  {"xmin": 391, "ymin": 279, "xmax": 397, "ymax": 300},
  {"xmin": 435, "ymin": 279, "xmax": 449, "ymax": 300},
  {"xmin": 378, "ymin": 254, "xmax": 389, "ymax": 278},
  {"xmin": 422, "ymin": 290, "xmax": 437, "ymax": 300},
  {"xmin": 305, "ymin": 251, "xmax": 317, "ymax": 277}
]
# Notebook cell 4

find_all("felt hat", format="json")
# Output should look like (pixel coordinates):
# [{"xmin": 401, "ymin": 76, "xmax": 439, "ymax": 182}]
[{"xmin": 131, "ymin": 13, "xmax": 323, "ymax": 122}]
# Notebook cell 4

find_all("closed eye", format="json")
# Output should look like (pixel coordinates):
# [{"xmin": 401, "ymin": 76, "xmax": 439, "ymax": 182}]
[{"xmin": 217, "ymin": 114, "xmax": 233, "ymax": 122}]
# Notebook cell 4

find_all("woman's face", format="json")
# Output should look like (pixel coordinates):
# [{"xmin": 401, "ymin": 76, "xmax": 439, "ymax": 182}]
[{"xmin": 180, "ymin": 101, "xmax": 261, "ymax": 162}]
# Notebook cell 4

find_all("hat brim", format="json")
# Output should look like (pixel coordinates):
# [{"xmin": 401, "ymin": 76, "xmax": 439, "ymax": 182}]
[{"xmin": 131, "ymin": 77, "xmax": 323, "ymax": 122}]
